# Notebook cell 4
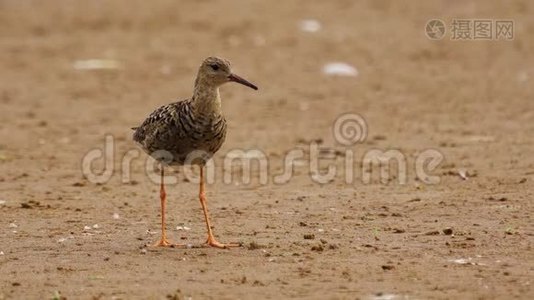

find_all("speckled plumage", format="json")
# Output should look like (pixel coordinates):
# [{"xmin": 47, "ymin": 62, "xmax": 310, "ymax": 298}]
[{"xmin": 133, "ymin": 99, "xmax": 227, "ymax": 165}]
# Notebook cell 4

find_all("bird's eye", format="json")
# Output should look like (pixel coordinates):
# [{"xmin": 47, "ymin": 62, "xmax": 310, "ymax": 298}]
[{"xmin": 210, "ymin": 64, "xmax": 219, "ymax": 71}]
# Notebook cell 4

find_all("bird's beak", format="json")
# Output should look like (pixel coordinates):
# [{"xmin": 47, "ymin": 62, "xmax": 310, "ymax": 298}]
[{"xmin": 228, "ymin": 73, "xmax": 258, "ymax": 90}]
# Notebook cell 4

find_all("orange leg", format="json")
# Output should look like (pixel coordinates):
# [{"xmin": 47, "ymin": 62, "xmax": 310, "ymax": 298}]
[
  {"xmin": 153, "ymin": 167, "xmax": 174, "ymax": 247},
  {"xmin": 199, "ymin": 166, "xmax": 240, "ymax": 249}
]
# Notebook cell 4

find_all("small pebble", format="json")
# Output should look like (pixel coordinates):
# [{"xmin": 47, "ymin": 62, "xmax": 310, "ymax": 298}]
[
  {"xmin": 247, "ymin": 241, "xmax": 263, "ymax": 250},
  {"xmin": 311, "ymin": 245, "xmax": 324, "ymax": 252},
  {"xmin": 113, "ymin": 213, "xmax": 120, "ymax": 219},
  {"xmin": 442, "ymin": 228, "xmax": 453, "ymax": 235}
]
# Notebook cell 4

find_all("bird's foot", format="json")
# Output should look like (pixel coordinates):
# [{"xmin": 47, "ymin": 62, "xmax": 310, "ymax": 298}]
[
  {"xmin": 152, "ymin": 238, "xmax": 177, "ymax": 247},
  {"xmin": 205, "ymin": 236, "xmax": 241, "ymax": 249}
]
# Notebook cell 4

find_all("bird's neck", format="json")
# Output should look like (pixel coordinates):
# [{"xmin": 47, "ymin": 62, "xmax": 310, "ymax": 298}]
[{"xmin": 192, "ymin": 82, "xmax": 222, "ymax": 116}]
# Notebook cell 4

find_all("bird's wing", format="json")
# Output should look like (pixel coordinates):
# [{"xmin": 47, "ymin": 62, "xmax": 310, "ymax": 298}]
[{"xmin": 132, "ymin": 99, "xmax": 191, "ymax": 146}]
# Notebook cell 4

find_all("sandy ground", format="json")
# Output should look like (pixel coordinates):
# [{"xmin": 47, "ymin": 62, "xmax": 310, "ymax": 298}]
[{"xmin": 1, "ymin": 0, "xmax": 533, "ymax": 299}]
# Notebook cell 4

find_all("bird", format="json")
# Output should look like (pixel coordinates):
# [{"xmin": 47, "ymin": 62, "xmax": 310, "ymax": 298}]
[{"xmin": 132, "ymin": 56, "xmax": 258, "ymax": 249}]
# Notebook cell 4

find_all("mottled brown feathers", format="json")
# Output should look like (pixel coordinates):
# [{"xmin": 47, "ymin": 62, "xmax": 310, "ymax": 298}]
[{"xmin": 133, "ymin": 99, "xmax": 226, "ymax": 165}]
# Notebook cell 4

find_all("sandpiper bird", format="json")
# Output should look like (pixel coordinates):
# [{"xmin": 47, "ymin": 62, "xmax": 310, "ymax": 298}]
[{"xmin": 132, "ymin": 57, "xmax": 258, "ymax": 248}]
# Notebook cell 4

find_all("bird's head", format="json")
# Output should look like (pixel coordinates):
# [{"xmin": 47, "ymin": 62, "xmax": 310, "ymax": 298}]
[{"xmin": 197, "ymin": 56, "xmax": 258, "ymax": 90}]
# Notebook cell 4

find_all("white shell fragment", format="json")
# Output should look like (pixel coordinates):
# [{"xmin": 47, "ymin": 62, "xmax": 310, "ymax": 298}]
[
  {"xmin": 448, "ymin": 257, "xmax": 484, "ymax": 265},
  {"xmin": 113, "ymin": 213, "xmax": 120, "ymax": 220},
  {"xmin": 322, "ymin": 62, "xmax": 359, "ymax": 77},
  {"xmin": 176, "ymin": 226, "xmax": 191, "ymax": 231},
  {"xmin": 458, "ymin": 169, "xmax": 468, "ymax": 180},
  {"xmin": 8, "ymin": 223, "xmax": 17, "ymax": 228},
  {"xmin": 0, "ymin": 200, "xmax": 6, "ymax": 205},
  {"xmin": 73, "ymin": 59, "xmax": 122, "ymax": 71},
  {"xmin": 450, "ymin": 258, "xmax": 471, "ymax": 264},
  {"xmin": 299, "ymin": 19, "xmax": 321, "ymax": 32},
  {"xmin": 57, "ymin": 235, "xmax": 74, "ymax": 243}
]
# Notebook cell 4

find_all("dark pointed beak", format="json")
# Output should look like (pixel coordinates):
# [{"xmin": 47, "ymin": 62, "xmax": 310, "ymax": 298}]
[{"xmin": 228, "ymin": 73, "xmax": 258, "ymax": 90}]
